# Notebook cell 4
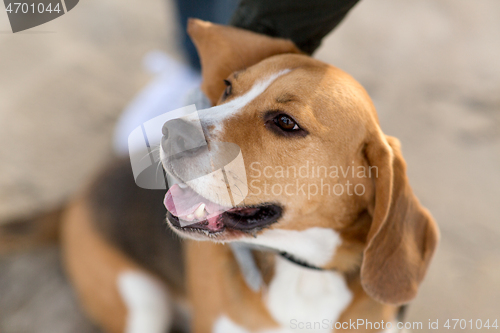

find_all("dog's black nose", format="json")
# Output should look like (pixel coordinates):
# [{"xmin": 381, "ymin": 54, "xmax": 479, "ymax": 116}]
[{"xmin": 161, "ymin": 118, "xmax": 206, "ymax": 158}]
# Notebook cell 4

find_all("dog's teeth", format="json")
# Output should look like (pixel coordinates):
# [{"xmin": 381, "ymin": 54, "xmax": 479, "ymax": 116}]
[
  {"xmin": 187, "ymin": 214, "xmax": 194, "ymax": 220},
  {"xmin": 194, "ymin": 203, "xmax": 206, "ymax": 219},
  {"xmin": 178, "ymin": 183, "xmax": 188, "ymax": 189}
]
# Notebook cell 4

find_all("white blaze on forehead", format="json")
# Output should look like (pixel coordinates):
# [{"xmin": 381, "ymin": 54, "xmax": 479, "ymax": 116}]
[
  {"xmin": 198, "ymin": 69, "xmax": 292, "ymax": 131},
  {"xmin": 239, "ymin": 227, "xmax": 342, "ymax": 267}
]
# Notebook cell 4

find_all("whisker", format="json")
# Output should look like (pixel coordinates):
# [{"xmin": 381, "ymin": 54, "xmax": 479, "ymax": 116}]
[{"xmin": 138, "ymin": 146, "xmax": 161, "ymax": 163}]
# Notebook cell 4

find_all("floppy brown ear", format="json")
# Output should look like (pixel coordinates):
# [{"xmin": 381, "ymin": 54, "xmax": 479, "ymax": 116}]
[
  {"xmin": 361, "ymin": 133, "xmax": 439, "ymax": 305},
  {"xmin": 187, "ymin": 18, "xmax": 301, "ymax": 105}
]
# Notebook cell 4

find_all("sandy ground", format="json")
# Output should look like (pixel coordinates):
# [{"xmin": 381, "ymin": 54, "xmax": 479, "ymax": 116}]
[{"xmin": 1, "ymin": 0, "xmax": 499, "ymax": 332}]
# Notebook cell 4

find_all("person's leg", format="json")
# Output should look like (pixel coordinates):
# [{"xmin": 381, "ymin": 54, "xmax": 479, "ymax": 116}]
[{"xmin": 173, "ymin": 0, "xmax": 240, "ymax": 70}]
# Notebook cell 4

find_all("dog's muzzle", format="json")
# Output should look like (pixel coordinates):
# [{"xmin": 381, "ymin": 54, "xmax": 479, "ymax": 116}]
[{"xmin": 160, "ymin": 116, "xmax": 282, "ymax": 235}]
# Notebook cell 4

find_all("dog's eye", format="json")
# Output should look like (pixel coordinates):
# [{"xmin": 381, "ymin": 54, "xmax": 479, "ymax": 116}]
[
  {"xmin": 274, "ymin": 114, "xmax": 300, "ymax": 131},
  {"xmin": 222, "ymin": 79, "xmax": 232, "ymax": 100},
  {"xmin": 265, "ymin": 112, "xmax": 308, "ymax": 138}
]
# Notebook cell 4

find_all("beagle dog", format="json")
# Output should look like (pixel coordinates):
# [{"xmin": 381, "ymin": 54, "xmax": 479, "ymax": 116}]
[{"xmin": 60, "ymin": 19, "xmax": 439, "ymax": 333}]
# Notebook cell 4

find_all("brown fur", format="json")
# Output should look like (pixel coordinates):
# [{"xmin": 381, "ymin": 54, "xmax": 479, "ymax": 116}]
[
  {"xmin": 61, "ymin": 195, "xmax": 132, "ymax": 333},
  {"xmin": 0, "ymin": 206, "xmax": 63, "ymax": 253},
  {"xmin": 186, "ymin": 241, "xmax": 277, "ymax": 333},
  {"xmin": 361, "ymin": 136, "xmax": 439, "ymax": 305}
]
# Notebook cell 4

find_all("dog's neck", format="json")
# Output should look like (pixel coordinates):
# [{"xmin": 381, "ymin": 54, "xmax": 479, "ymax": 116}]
[
  {"xmin": 230, "ymin": 242, "xmax": 407, "ymax": 333},
  {"xmin": 230, "ymin": 242, "xmax": 329, "ymax": 292}
]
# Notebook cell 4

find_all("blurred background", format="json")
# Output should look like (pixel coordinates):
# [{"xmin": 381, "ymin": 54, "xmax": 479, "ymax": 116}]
[{"xmin": 0, "ymin": 0, "xmax": 499, "ymax": 332}]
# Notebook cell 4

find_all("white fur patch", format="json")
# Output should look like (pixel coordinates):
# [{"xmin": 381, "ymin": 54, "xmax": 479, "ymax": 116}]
[
  {"xmin": 213, "ymin": 314, "xmax": 292, "ymax": 333},
  {"xmin": 212, "ymin": 254, "xmax": 352, "ymax": 333},
  {"xmin": 213, "ymin": 315, "xmax": 252, "ymax": 333},
  {"xmin": 384, "ymin": 325, "xmax": 410, "ymax": 333},
  {"xmin": 239, "ymin": 227, "xmax": 342, "ymax": 267},
  {"xmin": 383, "ymin": 324, "xmax": 397, "ymax": 333},
  {"xmin": 117, "ymin": 271, "xmax": 172, "ymax": 333},
  {"xmin": 198, "ymin": 69, "xmax": 291, "ymax": 134},
  {"xmin": 265, "ymin": 256, "xmax": 352, "ymax": 332},
  {"xmin": 218, "ymin": 228, "xmax": 350, "ymax": 333}
]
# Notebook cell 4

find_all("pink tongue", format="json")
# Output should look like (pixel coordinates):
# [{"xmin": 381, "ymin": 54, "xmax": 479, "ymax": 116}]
[{"xmin": 164, "ymin": 184, "xmax": 228, "ymax": 219}]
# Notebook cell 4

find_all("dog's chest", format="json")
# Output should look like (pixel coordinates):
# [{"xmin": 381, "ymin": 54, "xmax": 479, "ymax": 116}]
[
  {"xmin": 213, "ymin": 256, "xmax": 352, "ymax": 333},
  {"xmin": 264, "ymin": 256, "xmax": 352, "ymax": 332}
]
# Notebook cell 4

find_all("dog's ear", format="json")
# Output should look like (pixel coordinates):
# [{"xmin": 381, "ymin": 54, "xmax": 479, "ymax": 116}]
[
  {"xmin": 361, "ymin": 133, "xmax": 439, "ymax": 305},
  {"xmin": 187, "ymin": 18, "xmax": 301, "ymax": 105}
]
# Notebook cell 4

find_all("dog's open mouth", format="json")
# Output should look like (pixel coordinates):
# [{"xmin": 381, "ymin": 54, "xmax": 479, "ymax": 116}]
[{"xmin": 164, "ymin": 184, "xmax": 282, "ymax": 234}]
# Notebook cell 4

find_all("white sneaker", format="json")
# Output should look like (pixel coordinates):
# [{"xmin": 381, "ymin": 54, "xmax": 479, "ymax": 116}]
[{"xmin": 114, "ymin": 51, "xmax": 201, "ymax": 155}]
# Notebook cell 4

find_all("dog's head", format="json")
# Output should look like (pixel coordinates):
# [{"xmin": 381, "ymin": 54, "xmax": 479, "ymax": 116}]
[{"xmin": 160, "ymin": 19, "xmax": 439, "ymax": 305}]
